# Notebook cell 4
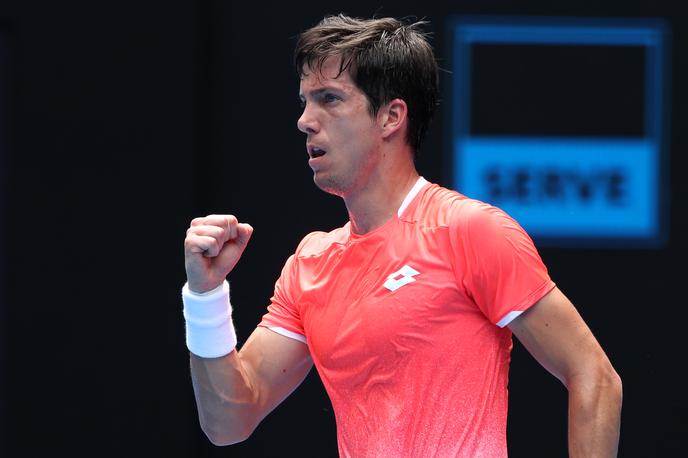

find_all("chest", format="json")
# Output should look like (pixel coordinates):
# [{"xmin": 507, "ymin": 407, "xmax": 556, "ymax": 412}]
[{"xmin": 296, "ymin": 225, "xmax": 482, "ymax": 374}]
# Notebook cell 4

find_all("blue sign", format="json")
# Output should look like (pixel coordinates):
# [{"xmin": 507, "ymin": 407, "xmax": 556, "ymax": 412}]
[{"xmin": 447, "ymin": 17, "xmax": 670, "ymax": 247}]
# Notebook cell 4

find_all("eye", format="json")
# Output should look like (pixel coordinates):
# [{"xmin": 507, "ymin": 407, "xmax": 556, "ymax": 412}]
[{"xmin": 323, "ymin": 93, "xmax": 340, "ymax": 104}]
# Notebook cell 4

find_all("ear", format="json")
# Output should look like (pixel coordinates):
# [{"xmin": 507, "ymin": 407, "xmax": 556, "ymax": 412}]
[{"xmin": 380, "ymin": 98, "xmax": 408, "ymax": 140}]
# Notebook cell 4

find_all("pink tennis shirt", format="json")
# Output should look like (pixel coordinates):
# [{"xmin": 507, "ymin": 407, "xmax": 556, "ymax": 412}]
[{"xmin": 259, "ymin": 178, "xmax": 555, "ymax": 457}]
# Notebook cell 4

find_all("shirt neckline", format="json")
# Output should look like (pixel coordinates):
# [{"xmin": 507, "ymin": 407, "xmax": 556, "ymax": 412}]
[
  {"xmin": 397, "ymin": 176, "xmax": 427, "ymax": 217},
  {"xmin": 348, "ymin": 176, "xmax": 428, "ymax": 241}
]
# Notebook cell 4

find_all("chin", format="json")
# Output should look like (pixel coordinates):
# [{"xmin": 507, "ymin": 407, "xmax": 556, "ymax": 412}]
[{"xmin": 313, "ymin": 174, "xmax": 347, "ymax": 197}]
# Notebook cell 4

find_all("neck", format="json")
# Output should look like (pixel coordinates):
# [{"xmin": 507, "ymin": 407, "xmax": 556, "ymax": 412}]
[{"xmin": 344, "ymin": 158, "xmax": 420, "ymax": 235}]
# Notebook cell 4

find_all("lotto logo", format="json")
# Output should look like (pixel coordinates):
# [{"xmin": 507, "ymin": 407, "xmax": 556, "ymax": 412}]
[{"xmin": 383, "ymin": 265, "xmax": 420, "ymax": 292}]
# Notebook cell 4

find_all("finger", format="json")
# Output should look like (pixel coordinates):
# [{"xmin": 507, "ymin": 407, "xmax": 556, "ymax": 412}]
[
  {"xmin": 184, "ymin": 234, "xmax": 221, "ymax": 257},
  {"xmin": 203, "ymin": 215, "xmax": 239, "ymax": 240},
  {"xmin": 186, "ymin": 225, "xmax": 229, "ymax": 244},
  {"xmin": 235, "ymin": 223, "xmax": 254, "ymax": 246},
  {"xmin": 190, "ymin": 214, "xmax": 238, "ymax": 231}
]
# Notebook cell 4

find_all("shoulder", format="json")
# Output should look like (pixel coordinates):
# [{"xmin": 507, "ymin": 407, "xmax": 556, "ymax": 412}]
[
  {"xmin": 405, "ymin": 181, "xmax": 511, "ymax": 230},
  {"xmin": 293, "ymin": 224, "xmax": 350, "ymax": 258},
  {"xmin": 452, "ymin": 198, "xmax": 521, "ymax": 234},
  {"xmin": 401, "ymin": 182, "xmax": 460, "ymax": 226},
  {"xmin": 411, "ymin": 182, "xmax": 532, "ymax": 256},
  {"xmin": 451, "ymin": 198, "xmax": 531, "ymax": 254}
]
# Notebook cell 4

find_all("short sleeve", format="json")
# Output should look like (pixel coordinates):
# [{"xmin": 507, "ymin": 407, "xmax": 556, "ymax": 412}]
[
  {"xmin": 258, "ymin": 231, "xmax": 330, "ymax": 340},
  {"xmin": 450, "ymin": 201, "xmax": 555, "ymax": 326},
  {"xmin": 258, "ymin": 252, "xmax": 307, "ymax": 338}
]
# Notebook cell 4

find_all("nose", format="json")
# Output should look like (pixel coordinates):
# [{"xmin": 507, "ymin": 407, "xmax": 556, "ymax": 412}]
[{"xmin": 297, "ymin": 104, "xmax": 319, "ymax": 134}]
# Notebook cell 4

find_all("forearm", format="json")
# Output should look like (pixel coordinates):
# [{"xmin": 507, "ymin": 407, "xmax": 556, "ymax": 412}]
[
  {"xmin": 190, "ymin": 351, "xmax": 262, "ymax": 445},
  {"xmin": 567, "ymin": 369, "xmax": 623, "ymax": 458},
  {"xmin": 183, "ymin": 217, "xmax": 312, "ymax": 445}
]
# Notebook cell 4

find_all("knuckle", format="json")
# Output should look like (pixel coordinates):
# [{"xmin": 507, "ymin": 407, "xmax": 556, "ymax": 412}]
[
  {"xmin": 216, "ymin": 226, "xmax": 226, "ymax": 240},
  {"xmin": 183, "ymin": 236, "xmax": 197, "ymax": 252}
]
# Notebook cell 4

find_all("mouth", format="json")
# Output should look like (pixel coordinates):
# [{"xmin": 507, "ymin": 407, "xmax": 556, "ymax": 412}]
[{"xmin": 308, "ymin": 145, "xmax": 327, "ymax": 159}]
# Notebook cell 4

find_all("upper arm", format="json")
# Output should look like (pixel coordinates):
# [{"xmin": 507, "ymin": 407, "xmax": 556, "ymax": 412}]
[
  {"xmin": 508, "ymin": 287, "xmax": 616, "ymax": 387},
  {"xmin": 237, "ymin": 326, "xmax": 313, "ymax": 419},
  {"xmin": 450, "ymin": 200, "xmax": 555, "ymax": 325}
]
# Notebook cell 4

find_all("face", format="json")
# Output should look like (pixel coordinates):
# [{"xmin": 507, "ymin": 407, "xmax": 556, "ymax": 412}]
[{"xmin": 297, "ymin": 56, "xmax": 384, "ymax": 197}]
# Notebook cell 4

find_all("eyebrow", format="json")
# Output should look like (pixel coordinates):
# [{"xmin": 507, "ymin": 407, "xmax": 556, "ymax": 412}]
[{"xmin": 299, "ymin": 86, "xmax": 344, "ymax": 101}]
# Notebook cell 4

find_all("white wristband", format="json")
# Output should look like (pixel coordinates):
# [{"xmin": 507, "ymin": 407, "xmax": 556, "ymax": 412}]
[{"xmin": 182, "ymin": 280, "xmax": 237, "ymax": 358}]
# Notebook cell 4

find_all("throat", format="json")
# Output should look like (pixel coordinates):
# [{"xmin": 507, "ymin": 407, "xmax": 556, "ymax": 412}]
[
  {"xmin": 345, "ymin": 175, "xmax": 424, "ymax": 235},
  {"xmin": 348, "ymin": 209, "xmax": 396, "ymax": 235}
]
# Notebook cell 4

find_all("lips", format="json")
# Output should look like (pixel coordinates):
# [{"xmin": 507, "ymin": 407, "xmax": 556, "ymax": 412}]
[{"xmin": 307, "ymin": 144, "xmax": 327, "ymax": 159}]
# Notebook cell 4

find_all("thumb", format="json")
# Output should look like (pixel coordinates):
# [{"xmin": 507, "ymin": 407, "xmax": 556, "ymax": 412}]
[{"xmin": 235, "ymin": 223, "xmax": 254, "ymax": 246}]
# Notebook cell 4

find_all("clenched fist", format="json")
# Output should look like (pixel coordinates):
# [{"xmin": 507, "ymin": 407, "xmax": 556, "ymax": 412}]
[{"xmin": 184, "ymin": 214, "xmax": 254, "ymax": 293}]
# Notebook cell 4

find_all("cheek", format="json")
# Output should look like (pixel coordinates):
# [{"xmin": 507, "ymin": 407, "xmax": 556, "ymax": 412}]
[{"xmin": 329, "ymin": 114, "xmax": 379, "ymax": 160}]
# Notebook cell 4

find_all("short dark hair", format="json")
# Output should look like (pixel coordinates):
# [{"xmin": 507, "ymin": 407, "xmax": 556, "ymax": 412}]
[{"xmin": 295, "ymin": 14, "xmax": 439, "ymax": 154}]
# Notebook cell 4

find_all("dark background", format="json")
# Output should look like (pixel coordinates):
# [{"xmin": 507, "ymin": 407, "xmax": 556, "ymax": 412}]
[{"xmin": 0, "ymin": 0, "xmax": 684, "ymax": 456}]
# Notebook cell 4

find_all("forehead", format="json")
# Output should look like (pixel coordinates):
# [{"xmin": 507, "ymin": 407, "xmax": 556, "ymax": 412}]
[{"xmin": 299, "ymin": 56, "xmax": 357, "ymax": 94}]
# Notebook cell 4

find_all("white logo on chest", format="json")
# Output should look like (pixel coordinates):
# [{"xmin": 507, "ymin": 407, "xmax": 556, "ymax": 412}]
[{"xmin": 383, "ymin": 265, "xmax": 420, "ymax": 292}]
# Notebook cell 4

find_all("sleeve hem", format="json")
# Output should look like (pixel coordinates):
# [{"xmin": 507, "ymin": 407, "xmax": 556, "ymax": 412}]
[
  {"xmin": 258, "ymin": 323, "xmax": 307, "ymax": 344},
  {"xmin": 494, "ymin": 279, "xmax": 556, "ymax": 327}
]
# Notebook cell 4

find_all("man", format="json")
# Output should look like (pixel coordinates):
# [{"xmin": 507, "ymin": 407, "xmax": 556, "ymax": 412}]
[{"xmin": 182, "ymin": 14, "xmax": 622, "ymax": 457}]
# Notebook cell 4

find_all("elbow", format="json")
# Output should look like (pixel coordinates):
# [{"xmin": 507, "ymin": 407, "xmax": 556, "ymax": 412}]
[
  {"xmin": 607, "ymin": 366, "xmax": 623, "ymax": 409},
  {"xmin": 584, "ymin": 361, "xmax": 623, "ymax": 411},
  {"xmin": 568, "ymin": 360, "xmax": 623, "ymax": 410},
  {"xmin": 199, "ymin": 414, "xmax": 258, "ymax": 446},
  {"xmin": 204, "ymin": 431, "xmax": 248, "ymax": 447},
  {"xmin": 599, "ymin": 360, "xmax": 622, "ymax": 399}
]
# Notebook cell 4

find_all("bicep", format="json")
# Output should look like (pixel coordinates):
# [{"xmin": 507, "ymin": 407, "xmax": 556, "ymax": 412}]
[
  {"xmin": 237, "ymin": 326, "xmax": 313, "ymax": 416},
  {"xmin": 508, "ymin": 287, "xmax": 612, "ymax": 387}
]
